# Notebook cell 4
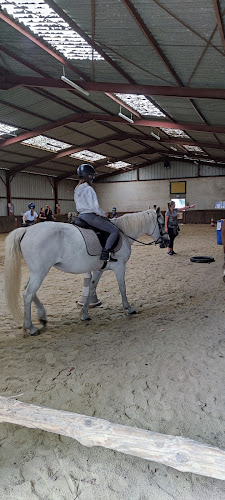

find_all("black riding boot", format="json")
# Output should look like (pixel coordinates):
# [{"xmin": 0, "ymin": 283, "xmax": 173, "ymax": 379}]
[
  {"xmin": 100, "ymin": 248, "xmax": 117, "ymax": 262},
  {"xmin": 100, "ymin": 248, "xmax": 109, "ymax": 261}
]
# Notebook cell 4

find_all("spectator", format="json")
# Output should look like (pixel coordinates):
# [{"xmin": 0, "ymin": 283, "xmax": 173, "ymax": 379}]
[
  {"xmin": 45, "ymin": 205, "xmax": 55, "ymax": 221},
  {"xmin": 165, "ymin": 200, "xmax": 195, "ymax": 255},
  {"xmin": 39, "ymin": 207, "xmax": 46, "ymax": 222},
  {"xmin": 111, "ymin": 207, "xmax": 118, "ymax": 219},
  {"xmin": 56, "ymin": 203, "xmax": 61, "ymax": 214}
]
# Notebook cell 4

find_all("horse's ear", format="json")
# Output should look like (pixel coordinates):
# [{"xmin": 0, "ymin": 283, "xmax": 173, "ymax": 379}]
[{"xmin": 156, "ymin": 207, "xmax": 160, "ymax": 214}]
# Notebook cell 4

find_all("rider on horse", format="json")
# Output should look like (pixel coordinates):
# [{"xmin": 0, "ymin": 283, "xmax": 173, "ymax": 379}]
[
  {"xmin": 23, "ymin": 202, "xmax": 38, "ymax": 227},
  {"xmin": 74, "ymin": 164, "xmax": 120, "ymax": 261}
]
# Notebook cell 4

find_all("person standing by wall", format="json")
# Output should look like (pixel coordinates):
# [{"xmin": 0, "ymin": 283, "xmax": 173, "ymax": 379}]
[{"xmin": 165, "ymin": 200, "xmax": 196, "ymax": 255}]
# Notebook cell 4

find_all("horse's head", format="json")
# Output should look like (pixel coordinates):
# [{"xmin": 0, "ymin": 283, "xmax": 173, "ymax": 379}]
[{"xmin": 146, "ymin": 208, "xmax": 169, "ymax": 247}]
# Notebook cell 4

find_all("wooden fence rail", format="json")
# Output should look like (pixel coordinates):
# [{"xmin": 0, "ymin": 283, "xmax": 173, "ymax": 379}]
[{"xmin": 0, "ymin": 397, "xmax": 224, "ymax": 480}]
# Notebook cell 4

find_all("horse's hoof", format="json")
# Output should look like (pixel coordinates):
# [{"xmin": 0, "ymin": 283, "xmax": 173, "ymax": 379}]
[
  {"xmin": 30, "ymin": 330, "xmax": 41, "ymax": 336},
  {"xmin": 129, "ymin": 309, "xmax": 137, "ymax": 315},
  {"xmin": 81, "ymin": 316, "xmax": 91, "ymax": 321},
  {"xmin": 40, "ymin": 319, "xmax": 47, "ymax": 327}
]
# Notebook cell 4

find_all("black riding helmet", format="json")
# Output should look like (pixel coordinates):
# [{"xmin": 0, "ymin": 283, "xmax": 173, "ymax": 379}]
[
  {"xmin": 28, "ymin": 202, "xmax": 35, "ymax": 209},
  {"xmin": 77, "ymin": 164, "xmax": 96, "ymax": 181}
]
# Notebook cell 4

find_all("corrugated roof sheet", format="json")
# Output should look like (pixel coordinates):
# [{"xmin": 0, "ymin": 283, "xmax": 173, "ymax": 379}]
[{"xmin": 0, "ymin": 0, "xmax": 225, "ymax": 180}]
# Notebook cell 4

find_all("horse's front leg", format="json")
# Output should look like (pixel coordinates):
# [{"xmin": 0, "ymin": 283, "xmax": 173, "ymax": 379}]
[
  {"xmin": 114, "ymin": 263, "xmax": 136, "ymax": 315},
  {"xmin": 81, "ymin": 270, "xmax": 103, "ymax": 320}
]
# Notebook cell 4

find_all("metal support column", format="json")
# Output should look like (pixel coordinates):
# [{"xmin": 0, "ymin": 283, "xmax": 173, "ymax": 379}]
[
  {"xmin": 54, "ymin": 178, "xmax": 59, "ymax": 215},
  {"xmin": 6, "ymin": 172, "xmax": 12, "ymax": 215}
]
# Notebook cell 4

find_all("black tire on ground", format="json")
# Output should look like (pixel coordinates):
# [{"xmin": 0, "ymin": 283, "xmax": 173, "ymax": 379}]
[{"xmin": 190, "ymin": 256, "xmax": 215, "ymax": 263}]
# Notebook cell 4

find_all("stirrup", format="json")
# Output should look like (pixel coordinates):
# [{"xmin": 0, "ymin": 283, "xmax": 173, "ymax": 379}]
[
  {"xmin": 109, "ymin": 255, "xmax": 117, "ymax": 262},
  {"xmin": 100, "ymin": 249, "xmax": 118, "ymax": 262}
]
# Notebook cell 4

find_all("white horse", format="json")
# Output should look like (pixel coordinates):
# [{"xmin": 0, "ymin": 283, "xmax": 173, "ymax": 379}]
[{"xmin": 4, "ymin": 208, "xmax": 168, "ymax": 336}]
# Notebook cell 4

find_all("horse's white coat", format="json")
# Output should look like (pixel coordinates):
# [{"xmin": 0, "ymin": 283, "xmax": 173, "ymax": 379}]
[{"xmin": 4, "ymin": 210, "xmax": 168, "ymax": 335}]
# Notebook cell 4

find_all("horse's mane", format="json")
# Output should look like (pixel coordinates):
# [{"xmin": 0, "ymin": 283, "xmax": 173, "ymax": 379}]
[{"xmin": 111, "ymin": 210, "xmax": 155, "ymax": 234}]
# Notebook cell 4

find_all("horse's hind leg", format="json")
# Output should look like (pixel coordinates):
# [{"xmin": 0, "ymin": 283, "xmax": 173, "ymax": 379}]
[
  {"xmin": 33, "ymin": 294, "xmax": 47, "ymax": 327},
  {"xmin": 23, "ymin": 275, "xmax": 46, "ymax": 336},
  {"xmin": 81, "ymin": 270, "xmax": 103, "ymax": 320}
]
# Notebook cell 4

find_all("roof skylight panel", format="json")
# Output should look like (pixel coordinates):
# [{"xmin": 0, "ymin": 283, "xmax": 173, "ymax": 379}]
[
  {"xmin": 160, "ymin": 128, "xmax": 189, "ymax": 138},
  {"xmin": 184, "ymin": 145, "xmax": 204, "ymax": 153},
  {"xmin": 107, "ymin": 161, "xmax": 131, "ymax": 169},
  {"xmin": 1, "ymin": 0, "xmax": 103, "ymax": 60},
  {"xmin": 22, "ymin": 135, "xmax": 72, "ymax": 152},
  {"xmin": 0, "ymin": 122, "xmax": 18, "ymax": 136},
  {"xmin": 70, "ymin": 150, "xmax": 106, "ymax": 162},
  {"xmin": 115, "ymin": 94, "xmax": 165, "ymax": 117}
]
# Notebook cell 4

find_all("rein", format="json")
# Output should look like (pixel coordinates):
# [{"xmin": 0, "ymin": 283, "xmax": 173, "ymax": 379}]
[
  {"xmin": 118, "ymin": 216, "xmax": 162, "ymax": 245},
  {"xmin": 122, "ymin": 234, "xmax": 158, "ymax": 245}
]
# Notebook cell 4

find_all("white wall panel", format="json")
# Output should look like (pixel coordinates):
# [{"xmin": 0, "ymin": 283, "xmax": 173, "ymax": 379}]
[
  {"xmin": 58, "ymin": 200, "xmax": 75, "ymax": 215},
  {"xmin": 139, "ymin": 161, "xmax": 198, "ymax": 180},
  {"xmin": 96, "ymin": 176, "xmax": 225, "ymax": 212},
  {"xmin": 58, "ymin": 179, "xmax": 76, "ymax": 200},
  {"xmin": 95, "ymin": 180, "xmax": 169, "ymax": 212},
  {"xmin": 7, "ymin": 173, "xmax": 75, "ymax": 215},
  {"xmin": 11, "ymin": 172, "xmax": 54, "ymax": 199},
  {"xmin": 11, "ymin": 172, "xmax": 54, "ymax": 215},
  {"xmin": 100, "ymin": 170, "xmax": 136, "ymax": 182},
  {"xmin": 101, "ymin": 161, "xmax": 200, "ymax": 182},
  {"xmin": 200, "ymin": 164, "xmax": 225, "ymax": 177},
  {"xmin": 58, "ymin": 179, "xmax": 76, "ymax": 214},
  {"xmin": 139, "ymin": 162, "xmax": 169, "ymax": 180}
]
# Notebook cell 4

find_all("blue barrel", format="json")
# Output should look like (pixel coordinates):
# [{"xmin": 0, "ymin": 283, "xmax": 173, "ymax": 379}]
[{"xmin": 217, "ymin": 220, "xmax": 224, "ymax": 245}]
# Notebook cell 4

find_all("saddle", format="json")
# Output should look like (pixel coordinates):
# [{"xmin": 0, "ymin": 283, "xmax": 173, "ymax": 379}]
[{"xmin": 71, "ymin": 216, "xmax": 122, "ymax": 256}]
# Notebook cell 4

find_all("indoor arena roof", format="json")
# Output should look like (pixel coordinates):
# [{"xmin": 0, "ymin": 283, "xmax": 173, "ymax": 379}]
[{"xmin": 0, "ymin": 0, "xmax": 225, "ymax": 181}]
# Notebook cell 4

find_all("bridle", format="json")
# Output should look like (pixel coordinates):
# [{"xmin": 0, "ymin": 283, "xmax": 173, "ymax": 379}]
[{"xmin": 120, "ymin": 213, "xmax": 166, "ymax": 246}]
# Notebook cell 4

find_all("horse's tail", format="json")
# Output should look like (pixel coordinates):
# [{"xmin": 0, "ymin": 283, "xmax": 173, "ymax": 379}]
[{"xmin": 4, "ymin": 227, "xmax": 27, "ymax": 323}]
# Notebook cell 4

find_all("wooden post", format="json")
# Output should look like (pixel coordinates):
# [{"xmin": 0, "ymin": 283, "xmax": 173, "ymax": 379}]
[
  {"xmin": 6, "ymin": 172, "xmax": 12, "ymax": 215},
  {"xmin": 0, "ymin": 397, "xmax": 225, "ymax": 480},
  {"xmin": 54, "ymin": 178, "xmax": 59, "ymax": 215}
]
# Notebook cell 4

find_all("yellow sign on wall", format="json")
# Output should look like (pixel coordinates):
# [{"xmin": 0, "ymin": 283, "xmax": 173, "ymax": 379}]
[{"xmin": 170, "ymin": 181, "xmax": 186, "ymax": 194}]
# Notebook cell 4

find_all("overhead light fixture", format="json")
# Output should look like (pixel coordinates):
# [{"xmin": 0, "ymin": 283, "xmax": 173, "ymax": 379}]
[
  {"xmin": 61, "ymin": 67, "xmax": 89, "ymax": 96},
  {"xmin": 118, "ymin": 105, "xmax": 134, "ymax": 124},
  {"xmin": 151, "ymin": 132, "xmax": 160, "ymax": 140}
]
